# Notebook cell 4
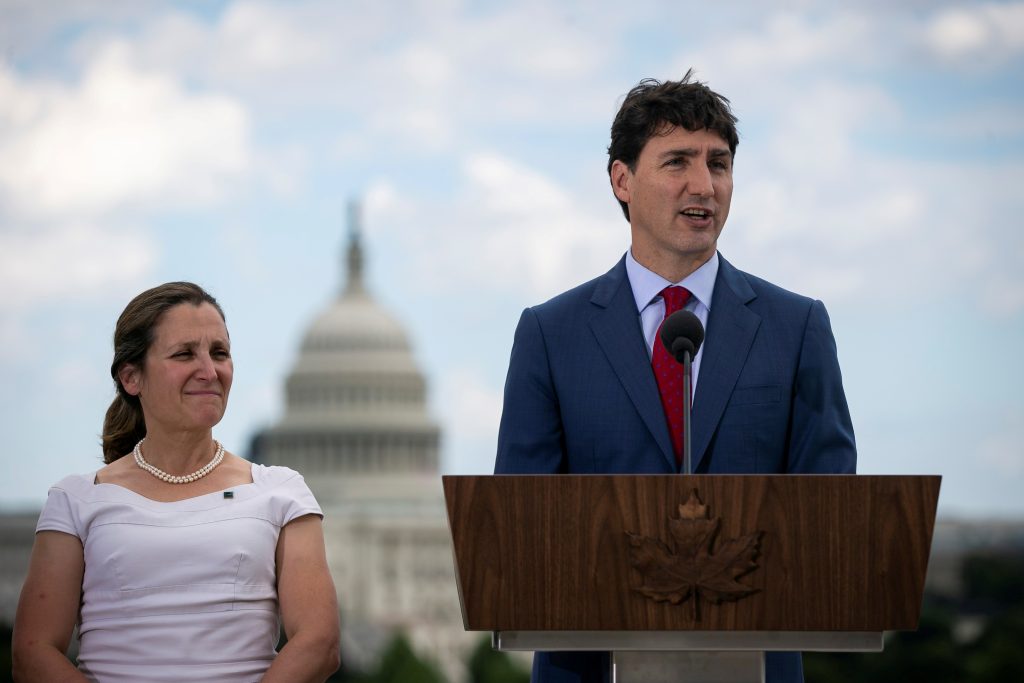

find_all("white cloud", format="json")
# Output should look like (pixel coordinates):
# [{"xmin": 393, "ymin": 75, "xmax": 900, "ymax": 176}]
[
  {"xmin": 440, "ymin": 367, "xmax": 503, "ymax": 443},
  {"xmin": 920, "ymin": 103, "xmax": 1024, "ymax": 140},
  {"xmin": 928, "ymin": 9, "xmax": 990, "ymax": 56},
  {"xmin": 729, "ymin": 154, "xmax": 1024, "ymax": 310},
  {"xmin": 925, "ymin": 3, "xmax": 1024, "ymax": 64},
  {"xmin": 679, "ymin": 9, "xmax": 878, "ymax": 82},
  {"xmin": 0, "ymin": 314, "xmax": 31, "ymax": 361},
  {"xmin": 981, "ymin": 273, "xmax": 1024, "ymax": 317},
  {"xmin": 82, "ymin": 0, "xmax": 615, "ymax": 152},
  {"xmin": 437, "ymin": 365, "xmax": 506, "ymax": 475},
  {"xmin": 367, "ymin": 152, "xmax": 626, "ymax": 300},
  {"xmin": 0, "ymin": 223, "xmax": 156, "ymax": 311},
  {"xmin": 0, "ymin": 42, "xmax": 251, "ymax": 220},
  {"xmin": 977, "ymin": 414, "xmax": 1024, "ymax": 476},
  {"xmin": 767, "ymin": 81, "xmax": 900, "ymax": 172},
  {"xmin": 218, "ymin": 1, "xmax": 335, "ymax": 73}
]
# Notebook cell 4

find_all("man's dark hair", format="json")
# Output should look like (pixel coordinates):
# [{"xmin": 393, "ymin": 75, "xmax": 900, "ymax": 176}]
[{"xmin": 607, "ymin": 70, "xmax": 739, "ymax": 220}]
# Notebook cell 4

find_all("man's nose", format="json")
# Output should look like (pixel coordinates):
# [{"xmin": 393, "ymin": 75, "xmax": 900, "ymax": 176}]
[{"xmin": 685, "ymin": 164, "xmax": 715, "ymax": 197}]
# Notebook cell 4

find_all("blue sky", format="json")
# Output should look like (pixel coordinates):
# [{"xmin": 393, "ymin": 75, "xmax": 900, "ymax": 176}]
[{"xmin": 1, "ymin": 0, "xmax": 1022, "ymax": 518}]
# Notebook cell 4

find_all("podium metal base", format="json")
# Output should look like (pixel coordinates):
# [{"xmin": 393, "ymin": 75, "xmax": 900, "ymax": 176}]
[
  {"xmin": 493, "ymin": 630, "xmax": 883, "ymax": 652},
  {"xmin": 612, "ymin": 651, "xmax": 764, "ymax": 683},
  {"xmin": 493, "ymin": 630, "xmax": 883, "ymax": 683}
]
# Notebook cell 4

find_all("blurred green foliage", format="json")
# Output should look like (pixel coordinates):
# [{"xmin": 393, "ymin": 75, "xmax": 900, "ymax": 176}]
[
  {"xmin": 338, "ymin": 633, "xmax": 447, "ymax": 683},
  {"xmin": 467, "ymin": 636, "xmax": 530, "ymax": 683}
]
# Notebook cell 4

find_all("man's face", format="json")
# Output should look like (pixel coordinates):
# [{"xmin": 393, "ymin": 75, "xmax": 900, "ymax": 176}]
[{"xmin": 611, "ymin": 125, "xmax": 733, "ymax": 280}]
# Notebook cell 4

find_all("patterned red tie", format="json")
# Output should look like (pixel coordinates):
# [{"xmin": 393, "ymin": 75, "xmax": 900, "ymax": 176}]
[{"xmin": 652, "ymin": 286, "xmax": 691, "ymax": 465}]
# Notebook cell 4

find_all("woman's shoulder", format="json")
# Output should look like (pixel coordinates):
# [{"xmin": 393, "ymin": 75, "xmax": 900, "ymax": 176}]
[
  {"xmin": 249, "ymin": 463, "xmax": 321, "ymax": 523},
  {"xmin": 38, "ymin": 471, "xmax": 99, "ymax": 536},
  {"xmin": 48, "ymin": 471, "xmax": 99, "ymax": 498},
  {"xmin": 250, "ymin": 463, "xmax": 310, "ymax": 489}
]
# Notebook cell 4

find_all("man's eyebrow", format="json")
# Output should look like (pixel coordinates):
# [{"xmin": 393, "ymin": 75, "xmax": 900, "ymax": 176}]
[
  {"xmin": 658, "ymin": 147, "xmax": 732, "ymax": 160},
  {"xmin": 659, "ymin": 147, "xmax": 700, "ymax": 159}
]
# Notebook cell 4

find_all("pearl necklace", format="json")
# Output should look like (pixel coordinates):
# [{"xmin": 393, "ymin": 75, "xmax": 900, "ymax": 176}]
[{"xmin": 133, "ymin": 437, "xmax": 225, "ymax": 484}]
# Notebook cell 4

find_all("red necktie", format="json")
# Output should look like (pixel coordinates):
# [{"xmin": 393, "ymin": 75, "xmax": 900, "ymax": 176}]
[{"xmin": 652, "ymin": 286, "xmax": 691, "ymax": 465}]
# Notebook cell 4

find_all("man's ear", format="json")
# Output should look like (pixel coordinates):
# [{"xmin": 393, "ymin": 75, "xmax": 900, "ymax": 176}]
[
  {"xmin": 118, "ymin": 364, "xmax": 142, "ymax": 396},
  {"xmin": 609, "ymin": 160, "xmax": 632, "ymax": 205}
]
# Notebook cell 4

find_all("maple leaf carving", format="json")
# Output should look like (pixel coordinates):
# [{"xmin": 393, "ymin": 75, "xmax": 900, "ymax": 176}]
[{"xmin": 626, "ymin": 489, "xmax": 763, "ymax": 619}]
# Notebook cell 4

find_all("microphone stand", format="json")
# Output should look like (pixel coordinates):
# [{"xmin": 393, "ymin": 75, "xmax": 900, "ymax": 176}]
[{"xmin": 682, "ymin": 350, "xmax": 693, "ymax": 475}]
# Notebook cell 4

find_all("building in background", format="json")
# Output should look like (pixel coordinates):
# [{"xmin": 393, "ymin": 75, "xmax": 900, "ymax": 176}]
[
  {"xmin": 250, "ymin": 203, "xmax": 471, "ymax": 681},
  {"xmin": 0, "ymin": 513, "xmax": 37, "ymax": 624}
]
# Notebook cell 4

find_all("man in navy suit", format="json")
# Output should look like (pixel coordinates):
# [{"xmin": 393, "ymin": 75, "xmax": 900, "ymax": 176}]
[{"xmin": 494, "ymin": 72, "xmax": 857, "ymax": 682}]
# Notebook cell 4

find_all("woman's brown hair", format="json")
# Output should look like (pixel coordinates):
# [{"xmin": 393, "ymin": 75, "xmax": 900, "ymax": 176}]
[{"xmin": 101, "ymin": 282, "xmax": 225, "ymax": 463}]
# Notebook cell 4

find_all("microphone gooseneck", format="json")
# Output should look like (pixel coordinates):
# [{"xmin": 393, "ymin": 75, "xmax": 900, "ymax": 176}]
[{"xmin": 658, "ymin": 310, "xmax": 705, "ymax": 475}]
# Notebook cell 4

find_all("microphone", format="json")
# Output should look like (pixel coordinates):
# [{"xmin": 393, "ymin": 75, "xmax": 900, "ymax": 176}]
[
  {"xmin": 659, "ymin": 310, "xmax": 704, "ymax": 475},
  {"xmin": 659, "ymin": 310, "xmax": 704, "ymax": 363}
]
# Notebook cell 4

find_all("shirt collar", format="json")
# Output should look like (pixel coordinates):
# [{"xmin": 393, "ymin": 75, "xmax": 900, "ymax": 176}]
[{"xmin": 625, "ymin": 249, "xmax": 719, "ymax": 313}]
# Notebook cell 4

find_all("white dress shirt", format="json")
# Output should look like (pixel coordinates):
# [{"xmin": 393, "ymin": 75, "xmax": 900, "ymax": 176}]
[{"xmin": 624, "ymin": 249, "xmax": 718, "ymax": 393}]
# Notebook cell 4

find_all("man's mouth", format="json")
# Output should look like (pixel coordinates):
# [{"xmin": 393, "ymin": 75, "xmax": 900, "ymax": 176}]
[{"xmin": 681, "ymin": 208, "xmax": 711, "ymax": 218}]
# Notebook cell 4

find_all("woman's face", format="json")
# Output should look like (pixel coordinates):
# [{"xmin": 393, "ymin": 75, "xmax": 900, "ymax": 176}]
[{"xmin": 120, "ymin": 302, "xmax": 233, "ymax": 436}]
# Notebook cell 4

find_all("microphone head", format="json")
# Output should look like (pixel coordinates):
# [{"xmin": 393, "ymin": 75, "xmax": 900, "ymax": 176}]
[{"xmin": 659, "ymin": 310, "xmax": 705, "ymax": 364}]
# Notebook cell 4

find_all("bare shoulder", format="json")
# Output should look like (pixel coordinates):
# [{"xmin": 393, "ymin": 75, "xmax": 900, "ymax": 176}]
[
  {"xmin": 221, "ymin": 451, "xmax": 255, "ymax": 482},
  {"xmin": 93, "ymin": 455, "xmax": 135, "ymax": 485}
]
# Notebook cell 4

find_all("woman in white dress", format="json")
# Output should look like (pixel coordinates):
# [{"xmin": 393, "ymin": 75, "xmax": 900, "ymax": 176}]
[{"xmin": 13, "ymin": 282, "xmax": 341, "ymax": 682}]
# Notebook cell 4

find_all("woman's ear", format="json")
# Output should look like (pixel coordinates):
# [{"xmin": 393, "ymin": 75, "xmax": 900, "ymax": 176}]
[{"xmin": 118, "ymin": 364, "xmax": 142, "ymax": 396}]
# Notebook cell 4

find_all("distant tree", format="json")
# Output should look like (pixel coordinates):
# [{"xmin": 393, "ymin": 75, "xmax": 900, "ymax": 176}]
[
  {"xmin": 804, "ymin": 602, "xmax": 963, "ymax": 683},
  {"xmin": 365, "ymin": 633, "xmax": 447, "ymax": 683},
  {"xmin": 1, "ymin": 622, "xmax": 12, "ymax": 683},
  {"xmin": 467, "ymin": 635, "xmax": 529, "ymax": 683},
  {"xmin": 964, "ymin": 609, "xmax": 1024, "ymax": 683},
  {"xmin": 865, "ymin": 604, "xmax": 965, "ymax": 683},
  {"xmin": 327, "ymin": 655, "xmax": 369, "ymax": 682},
  {"xmin": 803, "ymin": 651, "xmax": 869, "ymax": 683},
  {"xmin": 961, "ymin": 553, "xmax": 1024, "ymax": 683},
  {"xmin": 962, "ymin": 552, "xmax": 1024, "ymax": 607}
]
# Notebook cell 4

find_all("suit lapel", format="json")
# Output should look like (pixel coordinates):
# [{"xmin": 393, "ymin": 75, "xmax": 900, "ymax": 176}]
[
  {"xmin": 588, "ymin": 258, "xmax": 677, "ymax": 470},
  {"xmin": 692, "ymin": 256, "xmax": 761, "ymax": 471}
]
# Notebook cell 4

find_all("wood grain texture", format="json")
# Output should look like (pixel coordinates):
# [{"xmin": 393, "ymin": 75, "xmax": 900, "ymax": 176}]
[{"xmin": 443, "ymin": 475, "xmax": 941, "ymax": 632}]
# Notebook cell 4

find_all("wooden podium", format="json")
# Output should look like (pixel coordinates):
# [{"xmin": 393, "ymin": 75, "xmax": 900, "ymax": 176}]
[{"xmin": 443, "ymin": 475, "xmax": 941, "ymax": 683}]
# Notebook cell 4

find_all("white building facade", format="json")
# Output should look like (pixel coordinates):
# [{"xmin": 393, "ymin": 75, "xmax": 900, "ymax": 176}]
[{"xmin": 251, "ymin": 211, "xmax": 472, "ymax": 681}]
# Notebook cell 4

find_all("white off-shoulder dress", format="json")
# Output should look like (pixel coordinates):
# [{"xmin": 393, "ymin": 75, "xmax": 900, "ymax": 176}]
[{"xmin": 36, "ymin": 463, "xmax": 322, "ymax": 683}]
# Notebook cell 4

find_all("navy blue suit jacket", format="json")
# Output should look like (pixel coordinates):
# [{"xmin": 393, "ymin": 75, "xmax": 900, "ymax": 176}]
[{"xmin": 494, "ymin": 253, "xmax": 857, "ymax": 683}]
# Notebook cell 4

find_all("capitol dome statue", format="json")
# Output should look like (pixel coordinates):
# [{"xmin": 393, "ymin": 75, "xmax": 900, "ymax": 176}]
[{"xmin": 251, "ymin": 202, "xmax": 469, "ymax": 680}]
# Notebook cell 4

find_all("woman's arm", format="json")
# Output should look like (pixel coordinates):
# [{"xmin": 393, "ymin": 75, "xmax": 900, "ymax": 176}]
[
  {"xmin": 262, "ymin": 514, "xmax": 341, "ymax": 683},
  {"xmin": 12, "ymin": 531, "xmax": 90, "ymax": 683}
]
